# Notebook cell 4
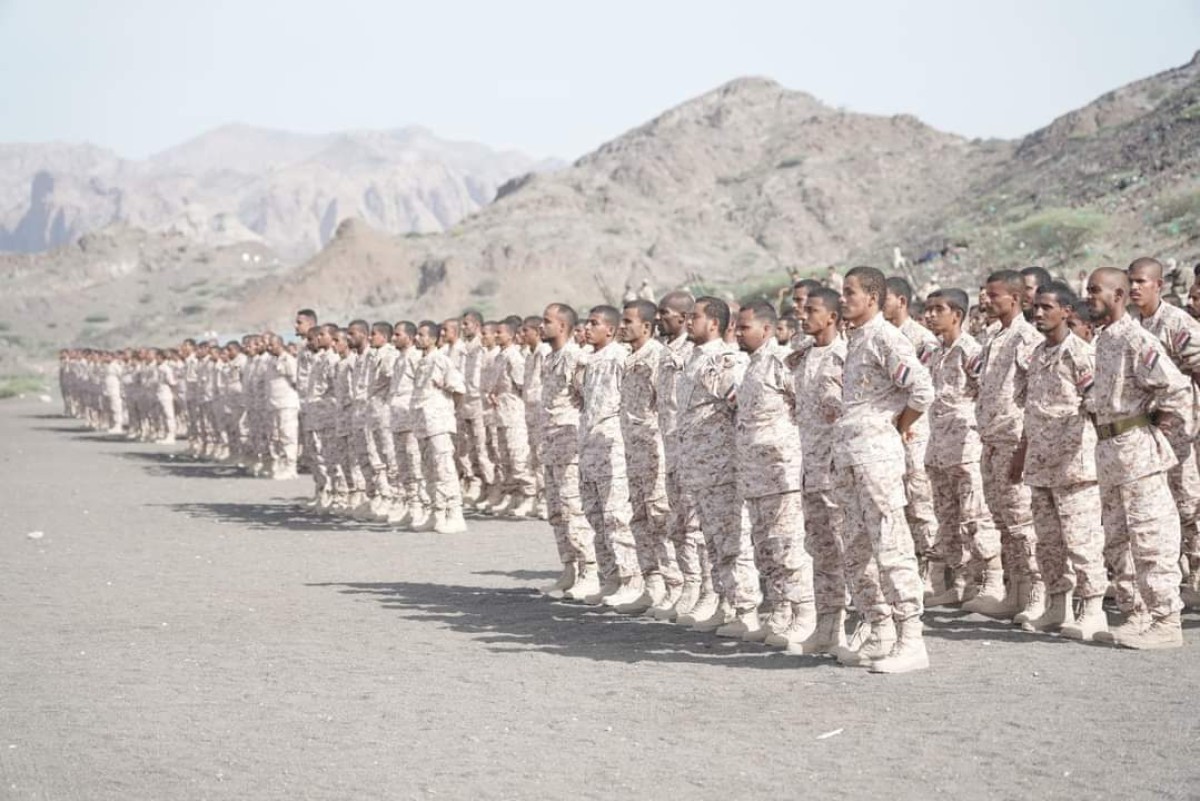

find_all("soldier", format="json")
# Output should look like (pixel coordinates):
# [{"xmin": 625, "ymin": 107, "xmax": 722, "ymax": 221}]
[
  {"xmin": 653, "ymin": 291, "xmax": 710, "ymax": 622},
  {"xmin": 365, "ymin": 322, "xmax": 400, "ymax": 520},
  {"xmin": 347, "ymin": 320, "xmax": 376, "ymax": 516},
  {"xmin": 411, "ymin": 321, "xmax": 468, "ymax": 534},
  {"xmin": 306, "ymin": 325, "xmax": 338, "ymax": 511},
  {"xmin": 521, "ymin": 316, "xmax": 550, "ymax": 520},
  {"xmin": 969, "ymin": 270, "xmax": 1042, "ymax": 620},
  {"xmin": 1085, "ymin": 267, "xmax": 1190, "ymax": 648},
  {"xmin": 333, "ymin": 329, "xmax": 365, "ymax": 513},
  {"xmin": 577, "ymin": 305, "xmax": 642, "ymax": 607},
  {"xmin": 153, "ymin": 348, "xmax": 178, "ymax": 443},
  {"xmin": 458, "ymin": 311, "xmax": 496, "ymax": 504},
  {"xmin": 487, "ymin": 320, "xmax": 536, "ymax": 517},
  {"xmin": 788, "ymin": 279, "xmax": 823, "ymax": 350},
  {"xmin": 920, "ymin": 289, "xmax": 1003, "ymax": 609},
  {"xmin": 1019, "ymin": 266, "xmax": 1054, "ymax": 320},
  {"xmin": 264, "ymin": 332, "xmax": 299, "ymax": 479},
  {"xmin": 884, "ymin": 277, "xmax": 941, "ymax": 589},
  {"xmin": 539, "ymin": 303, "xmax": 599, "ymax": 600},
  {"xmin": 1128, "ymin": 256, "xmax": 1200, "ymax": 607},
  {"xmin": 477, "ymin": 321, "xmax": 508, "ymax": 513},
  {"xmin": 103, "ymin": 349, "xmax": 125, "ymax": 434},
  {"xmin": 388, "ymin": 321, "xmax": 428, "ymax": 527},
  {"xmin": 295, "ymin": 309, "xmax": 318, "ymax": 477},
  {"xmin": 787, "ymin": 288, "xmax": 849, "ymax": 655},
  {"xmin": 730, "ymin": 301, "xmax": 813, "ymax": 643},
  {"xmin": 832, "ymin": 266, "xmax": 933, "ymax": 673},
  {"xmin": 1013, "ymin": 283, "xmax": 1107, "ymax": 639},
  {"xmin": 181, "ymin": 340, "xmax": 202, "ymax": 456},
  {"xmin": 615, "ymin": 299, "xmax": 681, "ymax": 613},
  {"xmin": 775, "ymin": 312, "xmax": 798, "ymax": 348},
  {"xmin": 676, "ymin": 297, "xmax": 760, "ymax": 633}
]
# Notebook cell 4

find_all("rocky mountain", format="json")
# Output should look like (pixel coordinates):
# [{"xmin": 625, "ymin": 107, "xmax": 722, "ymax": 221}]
[
  {"xmin": 3, "ymin": 52, "xmax": 1200, "ymax": 378},
  {"xmin": 0, "ymin": 125, "xmax": 556, "ymax": 260}
]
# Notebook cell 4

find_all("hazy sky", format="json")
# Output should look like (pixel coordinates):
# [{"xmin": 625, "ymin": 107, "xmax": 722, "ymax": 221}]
[{"xmin": 1, "ymin": 0, "xmax": 1197, "ymax": 161}]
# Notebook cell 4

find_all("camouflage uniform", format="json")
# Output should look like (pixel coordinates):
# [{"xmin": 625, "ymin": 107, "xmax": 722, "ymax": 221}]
[
  {"xmin": 736, "ymin": 340, "xmax": 812, "ymax": 606},
  {"xmin": 389, "ymin": 346, "xmax": 426, "ymax": 510},
  {"xmin": 411, "ymin": 348, "xmax": 465, "ymax": 514},
  {"xmin": 349, "ymin": 346, "xmax": 377, "ymax": 497},
  {"xmin": 897, "ymin": 317, "xmax": 941, "ymax": 559},
  {"xmin": 678, "ymin": 338, "xmax": 760, "ymax": 610},
  {"xmin": 835, "ymin": 312, "xmax": 932, "ymax": 623},
  {"xmin": 490, "ymin": 342, "xmax": 535, "ymax": 499},
  {"xmin": 224, "ymin": 350, "xmax": 248, "ymax": 461},
  {"xmin": 1024, "ymin": 333, "xmax": 1106, "ymax": 598},
  {"xmin": 977, "ymin": 315, "xmax": 1041, "ymax": 583},
  {"xmin": 297, "ymin": 346, "xmax": 315, "ymax": 475},
  {"xmin": 620, "ymin": 338, "xmax": 681, "ymax": 587},
  {"xmin": 366, "ymin": 342, "xmax": 400, "ymax": 499},
  {"xmin": 1089, "ymin": 314, "xmax": 1188, "ymax": 618},
  {"xmin": 579, "ymin": 342, "xmax": 640, "ymax": 581},
  {"xmin": 925, "ymin": 333, "xmax": 1001, "ymax": 571},
  {"xmin": 457, "ymin": 337, "xmax": 496, "ymax": 488},
  {"xmin": 1136, "ymin": 301, "xmax": 1200, "ymax": 565},
  {"xmin": 657, "ymin": 333, "xmax": 710, "ymax": 592},
  {"xmin": 541, "ymin": 340, "xmax": 597, "ymax": 567},
  {"xmin": 524, "ymin": 341, "xmax": 551, "ymax": 501},
  {"xmin": 793, "ymin": 336, "xmax": 849, "ymax": 613},
  {"xmin": 334, "ymin": 352, "xmax": 365, "ymax": 496},
  {"xmin": 266, "ymin": 350, "xmax": 300, "ymax": 471},
  {"xmin": 306, "ymin": 347, "xmax": 338, "ymax": 495}
]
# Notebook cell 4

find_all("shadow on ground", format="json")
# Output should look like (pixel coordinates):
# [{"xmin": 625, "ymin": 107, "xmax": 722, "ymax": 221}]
[
  {"xmin": 309, "ymin": 580, "xmax": 826, "ymax": 670},
  {"xmin": 473, "ymin": 569, "xmax": 561, "ymax": 582},
  {"xmin": 165, "ymin": 501, "xmax": 388, "ymax": 533}
]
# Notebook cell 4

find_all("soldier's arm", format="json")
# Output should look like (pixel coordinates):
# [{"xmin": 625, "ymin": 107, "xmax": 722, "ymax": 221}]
[
  {"xmin": 1012, "ymin": 330, "xmax": 1039, "ymax": 409},
  {"xmin": 885, "ymin": 340, "xmax": 933, "ymax": 435},
  {"xmin": 1136, "ymin": 339, "xmax": 1191, "ymax": 434}
]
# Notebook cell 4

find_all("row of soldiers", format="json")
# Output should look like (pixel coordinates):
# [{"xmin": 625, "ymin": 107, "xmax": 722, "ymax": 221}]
[{"xmin": 59, "ymin": 258, "xmax": 1199, "ymax": 673}]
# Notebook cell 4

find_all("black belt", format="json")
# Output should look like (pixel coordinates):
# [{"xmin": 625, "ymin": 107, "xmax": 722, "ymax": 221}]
[{"xmin": 1095, "ymin": 414, "xmax": 1151, "ymax": 441}]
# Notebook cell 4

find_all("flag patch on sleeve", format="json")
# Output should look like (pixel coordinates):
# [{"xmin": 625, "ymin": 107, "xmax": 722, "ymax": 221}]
[
  {"xmin": 893, "ymin": 364, "xmax": 911, "ymax": 385},
  {"xmin": 1173, "ymin": 329, "xmax": 1191, "ymax": 351},
  {"xmin": 1142, "ymin": 349, "xmax": 1160, "ymax": 370},
  {"xmin": 1075, "ymin": 371, "xmax": 1094, "ymax": 391}
]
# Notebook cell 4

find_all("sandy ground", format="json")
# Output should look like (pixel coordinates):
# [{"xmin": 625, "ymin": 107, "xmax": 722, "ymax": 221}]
[{"xmin": 1, "ymin": 397, "xmax": 1199, "ymax": 800}]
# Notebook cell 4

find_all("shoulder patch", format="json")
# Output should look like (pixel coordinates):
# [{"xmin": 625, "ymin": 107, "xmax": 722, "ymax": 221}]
[
  {"xmin": 966, "ymin": 353, "xmax": 983, "ymax": 378},
  {"xmin": 1141, "ymin": 349, "xmax": 1160, "ymax": 371},
  {"xmin": 892, "ymin": 363, "xmax": 912, "ymax": 386},
  {"xmin": 1173, "ymin": 329, "xmax": 1191, "ymax": 351},
  {"xmin": 1075, "ymin": 370, "xmax": 1094, "ymax": 392},
  {"xmin": 917, "ymin": 343, "xmax": 935, "ymax": 365}
]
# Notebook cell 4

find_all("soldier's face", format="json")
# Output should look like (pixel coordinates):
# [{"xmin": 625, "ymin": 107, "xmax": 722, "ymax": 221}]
[
  {"xmin": 496, "ymin": 326, "xmax": 512, "ymax": 347},
  {"xmin": 774, "ymin": 320, "xmax": 793, "ymax": 345},
  {"xmin": 923, "ymin": 297, "xmax": 959, "ymax": 336},
  {"xmin": 295, "ymin": 317, "xmax": 313, "ymax": 336},
  {"xmin": 656, "ymin": 306, "xmax": 685, "ymax": 337},
  {"xmin": 541, "ymin": 309, "xmax": 565, "ymax": 341},
  {"xmin": 521, "ymin": 324, "xmax": 540, "ymax": 345},
  {"xmin": 370, "ymin": 330, "xmax": 387, "ymax": 348},
  {"xmin": 1128, "ymin": 267, "xmax": 1162, "ymax": 309},
  {"xmin": 734, "ymin": 310, "xmax": 769, "ymax": 353},
  {"xmin": 1086, "ymin": 275, "xmax": 1121, "ymax": 320},
  {"xmin": 882, "ymin": 291, "xmax": 903, "ymax": 322},
  {"xmin": 618, "ymin": 309, "xmax": 648, "ymax": 344},
  {"xmin": 984, "ymin": 281, "xmax": 1020, "ymax": 319},
  {"xmin": 1066, "ymin": 316, "xmax": 1093, "ymax": 342},
  {"xmin": 461, "ymin": 317, "xmax": 480, "ymax": 338},
  {"xmin": 1188, "ymin": 285, "xmax": 1200, "ymax": 320},
  {"xmin": 481, "ymin": 324, "xmax": 496, "ymax": 348},
  {"xmin": 584, "ymin": 314, "xmax": 613, "ymax": 347},
  {"xmin": 840, "ymin": 276, "xmax": 873, "ymax": 325},
  {"xmin": 334, "ymin": 337, "xmax": 350, "ymax": 356},
  {"xmin": 802, "ymin": 299, "xmax": 835, "ymax": 337},
  {"xmin": 1031, "ymin": 293, "xmax": 1068, "ymax": 334},
  {"xmin": 1022, "ymin": 275, "xmax": 1040, "ymax": 310},
  {"xmin": 791, "ymin": 288, "xmax": 809, "ymax": 314}
]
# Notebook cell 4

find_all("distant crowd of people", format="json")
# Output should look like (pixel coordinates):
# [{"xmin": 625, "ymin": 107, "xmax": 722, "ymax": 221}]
[{"xmin": 58, "ymin": 257, "xmax": 1200, "ymax": 673}]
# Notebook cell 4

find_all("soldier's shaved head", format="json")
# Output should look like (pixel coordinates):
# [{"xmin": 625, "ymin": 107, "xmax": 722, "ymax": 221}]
[
  {"xmin": 659, "ymin": 290, "xmax": 695, "ymax": 314},
  {"xmin": 1091, "ymin": 266, "xmax": 1129, "ymax": 291},
  {"xmin": 1128, "ymin": 257, "xmax": 1164, "ymax": 278}
]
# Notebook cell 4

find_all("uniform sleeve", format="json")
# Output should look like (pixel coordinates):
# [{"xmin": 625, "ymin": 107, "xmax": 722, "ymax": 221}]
[
  {"xmin": 885, "ymin": 338, "xmax": 934, "ymax": 413},
  {"xmin": 1168, "ymin": 315, "xmax": 1200, "ymax": 376},
  {"xmin": 1070, "ymin": 343, "xmax": 1096, "ymax": 412},
  {"xmin": 508, "ymin": 350, "xmax": 525, "ymax": 392},
  {"xmin": 443, "ymin": 359, "xmax": 466, "ymax": 396}
]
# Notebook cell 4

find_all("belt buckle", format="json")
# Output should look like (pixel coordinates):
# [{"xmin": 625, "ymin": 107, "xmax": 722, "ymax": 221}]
[{"xmin": 1097, "ymin": 422, "xmax": 1114, "ymax": 440}]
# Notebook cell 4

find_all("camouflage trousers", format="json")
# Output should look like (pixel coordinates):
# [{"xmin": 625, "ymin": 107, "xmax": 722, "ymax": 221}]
[
  {"xmin": 803, "ymin": 490, "xmax": 847, "ymax": 613},
  {"xmin": 665, "ymin": 469, "xmax": 711, "ymax": 590},
  {"xmin": 455, "ymin": 414, "xmax": 495, "ymax": 486},
  {"xmin": 903, "ymin": 435, "xmax": 939, "ymax": 559},
  {"xmin": 269, "ymin": 407, "xmax": 299, "ymax": 468},
  {"xmin": 248, "ymin": 407, "xmax": 271, "ymax": 464},
  {"xmin": 496, "ymin": 423, "xmax": 536, "ymax": 498},
  {"xmin": 420, "ymin": 432, "xmax": 463, "ymax": 513},
  {"xmin": 333, "ymin": 428, "xmax": 365, "ymax": 493},
  {"xmin": 627, "ymin": 462, "xmax": 682, "ymax": 586},
  {"xmin": 526, "ymin": 418, "xmax": 544, "ymax": 499},
  {"xmin": 306, "ymin": 425, "xmax": 331, "ymax": 492},
  {"xmin": 1164, "ymin": 435, "xmax": 1200, "ymax": 562},
  {"xmin": 155, "ymin": 391, "xmax": 176, "ymax": 439},
  {"xmin": 365, "ymin": 417, "xmax": 396, "ymax": 498},
  {"xmin": 350, "ymin": 426, "xmax": 380, "ymax": 496},
  {"xmin": 746, "ymin": 491, "xmax": 812, "ymax": 605},
  {"xmin": 543, "ymin": 461, "xmax": 597, "ymax": 566},
  {"xmin": 1101, "ymin": 472, "xmax": 1183, "ymax": 618},
  {"xmin": 928, "ymin": 462, "xmax": 1001, "ymax": 570},
  {"xmin": 391, "ymin": 428, "xmax": 428, "ymax": 509},
  {"xmin": 104, "ymin": 389, "xmax": 124, "ymax": 431},
  {"xmin": 835, "ymin": 457, "xmax": 923, "ymax": 622},
  {"xmin": 982, "ymin": 440, "xmax": 1038, "ymax": 580},
  {"xmin": 225, "ymin": 399, "xmax": 246, "ymax": 457},
  {"xmin": 579, "ymin": 446, "xmax": 640, "ymax": 582},
  {"xmin": 1031, "ymin": 483, "xmax": 1106, "ymax": 599},
  {"xmin": 693, "ymin": 482, "xmax": 761, "ymax": 611}
]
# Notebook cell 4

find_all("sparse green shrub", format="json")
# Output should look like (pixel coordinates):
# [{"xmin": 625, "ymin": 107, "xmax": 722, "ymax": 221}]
[
  {"xmin": 181, "ymin": 304, "xmax": 206, "ymax": 316},
  {"xmin": 0, "ymin": 375, "xmax": 45, "ymax": 399},
  {"xmin": 1011, "ymin": 209, "xmax": 1106, "ymax": 266},
  {"xmin": 84, "ymin": 314, "xmax": 109, "ymax": 324}
]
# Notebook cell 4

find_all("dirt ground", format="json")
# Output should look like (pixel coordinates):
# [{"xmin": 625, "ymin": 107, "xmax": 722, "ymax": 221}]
[{"xmin": 1, "ymin": 398, "xmax": 1198, "ymax": 800}]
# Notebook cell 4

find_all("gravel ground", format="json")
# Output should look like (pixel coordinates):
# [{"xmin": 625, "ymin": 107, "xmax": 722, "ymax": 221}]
[{"xmin": 1, "ymin": 398, "xmax": 1198, "ymax": 800}]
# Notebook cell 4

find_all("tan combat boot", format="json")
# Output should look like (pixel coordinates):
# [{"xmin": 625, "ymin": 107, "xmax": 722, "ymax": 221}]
[
  {"xmin": 870, "ymin": 616, "xmax": 930, "ymax": 674},
  {"xmin": 583, "ymin": 578, "xmax": 621, "ymax": 606},
  {"xmin": 616, "ymin": 574, "xmax": 662, "ymax": 614},
  {"xmin": 1093, "ymin": 608, "xmax": 1148, "ymax": 644},
  {"xmin": 923, "ymin": 560, "xmax": 949, "ymax": 603},
  {"xmin": 507, "ymin": 494, "xmax": 537, "ymax": 519},
  {"xmin": 563, "ymin": 563, "xmax": 600, "ymax": 602},
  {"xmin": 716, "ymin": 608, "xmax": 762, "ymax": 639},
  {"xmin": 646, "ymin": 582, "xmax": 682, "ymax": 620},
  {"xmin": 764, "ymin": 601, "xmax": 816, "ymax": 647},
  {"xmin": 603, "ymin": 576, "xmax": 646, "ymax": 609},
  {"xmin": 542, "ymin": 563, "xmax": 578, "ymax": 600},
  {"xmin": 435, "ymin": 506, "xmax": 468, "ymax": 534},
  {"xmin": 408, "ymin": 504, "xmax": 433, "ymax": 531},
  {"xmin": 659, "ymin": 583, "xmax": 700, "ymax": 622},
  {"xmin": 926, "ymin": 569, "xmax": 970, "ymax": 607},
  {"xmin": 1116, "ymin": 611, "xmax": 1183, "ymax": 650},
  {"xmin": 837, "ymin": 617, "xmax": 896, "ymax": 667},
  {"xmin": 1013, "ymin": 580, "xmax": 1046, "ymax": 626},
  {"xmin": 1060, "ymin": 595, "xmax": 1107, "ymax": 641},
  {"xmin": 787, "ymin": 608, "xmax": 848, "ymax": 656},
  {"xmin": 1022, "ymin": 590, "xmax": 1071, "ymax": 633},
  {"xmin": 690, "ymin": 598, "xmax": 735, "ymax": 632},
  {"xmin": 961, "ymin": 562, "xmax": 1013, "ymax": 617}
]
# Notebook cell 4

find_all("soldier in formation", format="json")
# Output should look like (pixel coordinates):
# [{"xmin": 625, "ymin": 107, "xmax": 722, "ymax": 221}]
[{"xmin": 60, "ymin": 257, "xmax": 1200, "ymax": 670}]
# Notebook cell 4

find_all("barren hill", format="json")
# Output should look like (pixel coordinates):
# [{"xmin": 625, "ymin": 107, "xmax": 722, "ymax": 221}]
[{"xmin": 0, "ymin": 125, "xmax": 554, "ymax": 260}]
